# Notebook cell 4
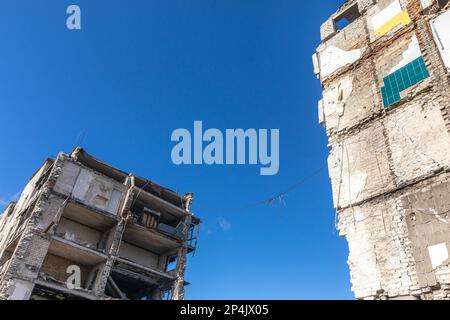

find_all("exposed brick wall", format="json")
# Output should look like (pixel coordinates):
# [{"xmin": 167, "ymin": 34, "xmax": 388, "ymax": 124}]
[{"xmin": 315, "ymin": 0, "xmax": 450, "ymax": 299}]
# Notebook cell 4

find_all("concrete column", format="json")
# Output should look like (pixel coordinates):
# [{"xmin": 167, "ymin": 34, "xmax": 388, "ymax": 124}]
[
  {"xmin": 92, "ymin": 187, "xmax": 134, "ymax": 296},
  {"xmin": 320, "ymin": 18, "xmax": 337, "ymax": 41},
  {"xmin": 92, "ymin": 218, "xmax": 126, "ymax": 296}
]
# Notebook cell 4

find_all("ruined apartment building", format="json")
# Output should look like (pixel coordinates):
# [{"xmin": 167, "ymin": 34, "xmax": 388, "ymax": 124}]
[
  {"xmin": 0, "ymin": 148, "xmax": 200, "ymax": 300},
  {"xmin": 313, "ymin": 0, "xmax": 450, "ymax": 299}
]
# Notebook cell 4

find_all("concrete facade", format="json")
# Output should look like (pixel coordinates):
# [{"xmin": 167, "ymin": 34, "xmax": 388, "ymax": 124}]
[
  {"xmin": 314, "ymin": 0, "xmax": 450, "ymax": 299},
  {"xmin": 0, "ymin": 148, "xmax": 200, "ymax": 300}
]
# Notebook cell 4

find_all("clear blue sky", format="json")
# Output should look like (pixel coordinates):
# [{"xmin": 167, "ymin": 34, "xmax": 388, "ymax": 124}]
[{"xmin": 0, "ymin": 0, "xmax": 352, "ymax": 299}]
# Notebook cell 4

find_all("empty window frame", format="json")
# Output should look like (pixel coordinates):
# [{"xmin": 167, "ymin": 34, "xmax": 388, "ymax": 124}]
[
  {"xmin": 334, "ymin": 3, "xmax": 361, "ymax": 30},
  {"xmin": 166, "ymin": 256, "xmax": 178, "ymax": 272}
]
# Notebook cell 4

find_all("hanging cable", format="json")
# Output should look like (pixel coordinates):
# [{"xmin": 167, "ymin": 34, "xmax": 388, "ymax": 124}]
[{"xmin": 194, "ymin": 164, "xmax": 327, "ymax": 214}]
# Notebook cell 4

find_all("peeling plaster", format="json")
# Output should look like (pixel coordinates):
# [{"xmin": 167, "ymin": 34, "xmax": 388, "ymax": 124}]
[
  {"xmin": 428, "ymin": 243, "xmax": 449, "ymax": 270},
  {"xmin": 431, "ymin": 9, "xmax": 450, "ymax": 71},
  {"xmin": 319, "ymin": 46, "xmax": 362, "ymax": 79},
  {"xmin": 323, "ymin": 75, "xmax": 354, "ymax": 118}
]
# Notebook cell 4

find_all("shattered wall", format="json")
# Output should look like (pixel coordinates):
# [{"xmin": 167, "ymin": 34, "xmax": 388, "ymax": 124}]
[
  {"xmin": 54, "ymin": 161, "xmax": 125, "ymax": 216},
  {"xmin": 0, "ymin": 149, "xmax": 200, "ymax": 300},
  {"xmin": 431, "ymin": 8, "xmax": 450, "ymax": 70},
  {"xmin": 314, "ymin": 0, "xmax": 450, "ymax": 299}
]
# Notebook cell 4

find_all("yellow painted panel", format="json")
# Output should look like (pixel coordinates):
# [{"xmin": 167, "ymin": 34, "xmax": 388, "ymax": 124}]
[{"xmin": 374, "ymin": 11, "xmax": 412, "ymax": 36}]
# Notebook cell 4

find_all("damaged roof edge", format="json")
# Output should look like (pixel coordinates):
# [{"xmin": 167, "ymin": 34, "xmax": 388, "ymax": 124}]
[
  {"xmin": 333, "ymin": 0, "xmax": 359, "ymax": 19},
  {"xmin": 26, "ymin": 158, "xmax": 55, "ymax": 184},
  {"xmin": 69, "ymin": 147, "xmax": 188, "ymax": 209}
]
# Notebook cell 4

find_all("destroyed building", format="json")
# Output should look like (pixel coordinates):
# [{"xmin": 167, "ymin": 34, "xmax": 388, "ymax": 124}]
[
  {"xmin": 0, "ymin": 148, "xmax": 200, "ymax": 300},
  {"xmin": 313, "ymin": 0, "xmax": 450, "ymax": 299}
]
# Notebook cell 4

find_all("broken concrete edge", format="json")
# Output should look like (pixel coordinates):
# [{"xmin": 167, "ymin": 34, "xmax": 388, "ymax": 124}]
[
  {"xmin": 0, "ymin": 148, "xmax": 201, "ymax": 300},
  {"xmin": 70, "ymin": 147, "xmax": 188, "ymax": 210},
  {"xmin": 314, "ymin": 0, "xmax": 450, "ymax": 84},
  {"xmin": 315, "ymin": 0, "xmax": 450, "ymax": 300}
]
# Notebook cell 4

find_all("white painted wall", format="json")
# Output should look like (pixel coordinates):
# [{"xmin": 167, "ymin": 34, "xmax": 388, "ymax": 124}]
[
  {"xmin": 72, "ymin": 169, "xmax": 94, "ymax": 201},
  {"xmin": 371, "ymin": 0, "xmax": 402, "ymax": 31},
  {"xmin": 322, "ymin": 75, "xmax": 353, "ymax": 119},
  {"xmin": 319, "ymin": 46, "xmax": 362, "ymax": 79},
  {"xmin": 431, "ymin": 9, "xmax": 450, "ymax": 71},
  {"xmin": 389, "ymin": 35, "xmax": 422, "ymax": 74},
  {"xmin": 428, "ymin": 243, "xmax": 449, "ymax": 269}
]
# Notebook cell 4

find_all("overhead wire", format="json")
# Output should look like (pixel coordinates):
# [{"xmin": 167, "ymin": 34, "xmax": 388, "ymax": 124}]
[{"xmin": 194, "ymin": 164, "xmax": 328, "ymax": 215}]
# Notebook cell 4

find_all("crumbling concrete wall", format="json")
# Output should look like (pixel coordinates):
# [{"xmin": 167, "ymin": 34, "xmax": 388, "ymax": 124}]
[
  {"xmin": 339, "ymin": 171, "xmax": 450, "ymax": 299},
  {"xmin": 320, "ymin": 60, "xmax": 382, "ymax": 134},
  {"xmin": 0, "ymin": 160, "xmax": 53, "ymax": 260},
  {"xmin": 0, "ymin": 148, "xmax": 199, "ymax": 300},
  {"xmin": 55, "ymin": 218, "xmax": 102, "ymax": 249},
  {"xmin": 0, "ymin": 153, "xmax": 123, "ymax": 299},
  {"xmin": 0, "ymin": 155, "xmax": 67, "ymax": 300},
  {"xmin": 402, "ymin": 175, "xmax": 450, "ymax": 293},
  {"xmin": 118, "ymin": 242, "xmax": 160, "ymax": 270},
  {"xmin": 315, "ymin": 0, "xmax": 450, "ymax": 299},
  {"xmin": 385, "ymin": 97, "xmax": 450, "ymax": 183},
  {"xmin": 54, "ymin": 160, "xmax": 126, "ymax": 217},
  {"xmin": 328, "ymin": 121, "xmax": 395, "ymax": 209}
]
